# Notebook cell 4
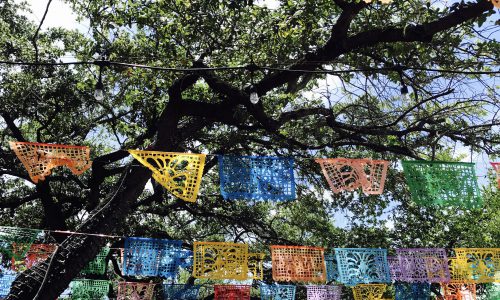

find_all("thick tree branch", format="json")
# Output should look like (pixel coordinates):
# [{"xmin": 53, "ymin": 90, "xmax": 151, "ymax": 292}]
[
  {"xmin": 36, "ymin": 181, "xmax": 67, "ymax": 230},
  {"xmin": 0, "ymin": 111, "xmax": 26, "ymax": 142},
  {"xmin": 344, "ymin": 1, "xmax": 494, "ymax": 50},
  {"xmin": 255, "ymin": 1, "xmax": 493, "ymax": 94},
  {"xmin": 0, "ymin": 193, "xmax": 39, "ymax": 209}
]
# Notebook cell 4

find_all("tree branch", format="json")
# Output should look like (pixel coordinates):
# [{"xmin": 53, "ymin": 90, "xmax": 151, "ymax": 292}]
[
  {"xmin": 0, "ymin": 193, "xmax": 40, "ymax": 209},
  {"xmin": 32, "ymin": 0, "xmax": 53, "ymax": 62},
  {"xmin": 0, "ymin": 111, "xmax": 26, "ymax": 142},
  {"xmin": 344, "ymin": 1, "xmax": 493, "ymax": 50}
]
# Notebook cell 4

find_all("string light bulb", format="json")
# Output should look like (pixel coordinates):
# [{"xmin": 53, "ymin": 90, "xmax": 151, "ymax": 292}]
[
  {"xmin": 400, "ymin": 84, "xmax": 409, "ymax": 95},
  {"xmin": 250, "ymin": 91, "xmax": 259, "ymax": 104},
  {"xmin": 94, "ymin": 67, "xmax": 104, "ymax": 101},
  {"xmin": 397, "ymin": 66, "xmax": 409, "ymax": 98}
]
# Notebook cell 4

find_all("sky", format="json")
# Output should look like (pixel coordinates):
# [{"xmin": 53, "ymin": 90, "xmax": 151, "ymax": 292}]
[
  {"xmin": 17, "ymin": 0, "xmax": 86, "ymax": 31},
  {"xmin": 15, "ymin": 0, "xmax": 496, "ymax": 229}
]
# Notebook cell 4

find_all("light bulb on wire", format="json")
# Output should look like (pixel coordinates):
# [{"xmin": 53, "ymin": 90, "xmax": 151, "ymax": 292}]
[
  {"xmin": 94, "ymin": 67, "xmax": 104, "ymax": 101},
  {"xmin": 400, "ymin": 84, "xmax": 408, "ymax": 96},
  {"xmin": 250, "ymin": 91, "xmax": 259, "ymax": 104}
]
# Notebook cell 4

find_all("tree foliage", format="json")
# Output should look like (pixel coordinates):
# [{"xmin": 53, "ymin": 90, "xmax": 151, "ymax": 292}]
[{"xmin": 0, "ymin": 0, "xmax": 498, "ymax": 299}]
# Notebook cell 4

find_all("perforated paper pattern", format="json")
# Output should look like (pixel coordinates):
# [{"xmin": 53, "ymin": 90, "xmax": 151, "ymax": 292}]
[
  {"xmin": 129, "ymin": 150, "xmax": 205, "ymax": 202},
  {"xmin": 70, "ymin": 279, "xmax": 109, "ymax": 299},
  {"xmin": 0, "ymin": 273, "xmax": 16, "ymax": 297},
  {"xmin": 396, "ymin": 248, "xmax": 450, "ymax": 283},
  {"xmin": 387, "ymin": 256, "xmax": 403, "ymax": 281},
  {"xmin": 260, "ymin": 283, "xmax": 296, "ymax": 300},
  {"xmin": 271, "ymin": 245, "xmax": 326, "ymax": 282},
  {"xmin": 11, "ymin": 243, "xmax": 56, "ymax": 271},
  {"xmin": 9, "ymin": 141, "xmax": 91, "ymax": 183},
  {"xmin": 316, "ymin": 158, "xmax": 389, "ymax": 195},
  {"xmin": 117, "ymin": 282, "xmax": 155, "ymax": 300},
  {"xmin": 305, "ymin": 285, "xmax": 342, "ymax": 300},
  {"xmin": 335, "ymin": 248, "xmax": 391, "ymax": 286},
  {"xmin": 454, "ymin": 248, "xmax": 500, "ymax": 283},
  {"xmin": 214, "ymin": 285, "xmax": 251, "ymax": 300},
  {"xmin": 449, "ymin": 258, "xmax": 471, "ymax": 283},
  {"xmin": 442, "ymin": 283, "xmax": 477, "ymax": 300},
  {"xmin": 325, "ymin": 254, "xmax": 339, "ymax": 282},
  {"xmin": 402, "ymin": 161, "xmax": 482, "ymax": 207},
  {"xmin": 178, "ymin": 249, "xmax": 194, "ymax": 269},
  {"xmin": 218, "ymin": 155, "xmax": 295, "ymax": 201},
  {"xmin": 394, "ymin": 283, "xmax": 431, "ymax": 300},
  {"xmin": 163, "ymin": 284, "xmax": 202, "ymax": 300},
  {"xmin": 491, "ymin": 163, "xmax": 500, "ymax": 188},
  {"xmin": 81, "ymin": 247, "xmax": 109, "ymax": 275},
  {"xmin": 193, "ymin": 241, "xmax": 249, "ymax": 280},
  {"xmin": 248, "ymin": 252, "xmax": 265, "ymax": 280},
  {"xmin": 123, "ymin": 237, "xmax": 183, "ymax": 278},
  {"xmin": 0, "ymin": 227, "xmax": 41, "ymax": 260},
  {"xmin": 352, "ymin": 284, "xmax": 387, "ymax": 300}
]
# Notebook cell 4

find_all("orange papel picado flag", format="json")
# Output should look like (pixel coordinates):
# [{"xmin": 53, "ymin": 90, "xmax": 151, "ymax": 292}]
[
  {"xmin": 9, "ymin": 141, "xmax": 91, "ymax": 183},
  {"xmin": 128, "ymin": 150, "xmax": 205, "ymax": 202}
]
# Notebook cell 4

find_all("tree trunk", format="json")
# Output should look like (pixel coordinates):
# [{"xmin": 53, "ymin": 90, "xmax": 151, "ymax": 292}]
[{"xmin": 5, "ymin": 75, "xmax": 194, "ymax": 299}]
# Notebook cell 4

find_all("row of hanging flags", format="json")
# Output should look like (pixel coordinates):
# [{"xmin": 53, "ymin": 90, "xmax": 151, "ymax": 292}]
[
  {"xmin": 0, "ymin": 226, "xmax": 498, "ymax": 299},
  {"xmin": 8, "ymin": 141, "xmax": 499, "ymax": 207}
]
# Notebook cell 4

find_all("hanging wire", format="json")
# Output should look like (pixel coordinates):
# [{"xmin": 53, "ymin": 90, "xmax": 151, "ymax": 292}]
[{"xmin": 0, "ymin": 60, "xmax": 497, "ymax": 75}]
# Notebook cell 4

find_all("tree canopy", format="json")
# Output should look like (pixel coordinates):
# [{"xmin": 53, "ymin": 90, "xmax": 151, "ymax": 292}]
[{"xmin": 0, "ymin": 0, "xmax": 499, "ymax": 299}]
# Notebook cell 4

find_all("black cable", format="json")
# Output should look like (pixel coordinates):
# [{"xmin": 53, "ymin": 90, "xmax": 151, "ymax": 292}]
[{"xmin": 0, "ymin": 60, "xmax": 497, "ymax": 75}]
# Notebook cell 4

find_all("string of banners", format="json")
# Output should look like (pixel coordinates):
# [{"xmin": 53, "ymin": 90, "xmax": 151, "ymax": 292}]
[
  {"xmin": 9, "ymin": 141, "xmax": 497, "ymax": 208},
  {"xmin": 0, "ymin": 226, "xmax": 498, "ymax": 299}
]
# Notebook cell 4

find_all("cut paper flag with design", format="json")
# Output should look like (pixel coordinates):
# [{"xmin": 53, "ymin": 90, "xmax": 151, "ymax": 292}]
[
  {"xmin": 128, "ymin": 150, "xmax": 205, "ymax": 202},
  {"xmin": 396, "ymin": 248, "xmax": 450, "ymax": 283},
  {"xmin": 248, "ymin": 252, "xmax": 265, "ymax": 280},
  {"xmin": 0, "ymin": 227, "xmax": 41, "ymax": 260},
  {"xmin": 123, "ymin": 237, "xmax": 186, "ymax": 278},
  {"xmin": 454, "ymin": 248, "xmax": 500, "ymax": 283},
  {"xmin": 193, "ymin": 241, "xmax": 249, "ymax": 280},
  {"xmin": 163, "ymin": 284, "xmax": 202, "ymax": 300},
  {"xmin": 218, "ymin": 155, "xmax": 295, "ymax": 201},
  {"xmin": 81, "ymin": 247, "xmax": 109, "ymax": 275},
  {"xmin": 70, "ymin": 279, "xmax": 110, "ymax": 299},
  {"xmin": 442, "ymin": 283, "xmax": 477, "ymax": 300},
  {"xmin": 394, "ymin": 283, "xmax": 431, "ymax": 300},
  {"xmin": 316, "ymin": 158, "xmax": 389, "ymax": 195},
  {"xmin": 117, "ymin": 282, "xmax": 155, "ymax": 300},
  {"xmin": 352, "ymin": 284, "xmax": 387, "ymax": 300},
  {"xmin": 387, "ymin": 256, "xmax": 404, "ymax": 281},
  {"xmin": 402, "ymin": 161, "xmax": 482, "ymax": 208},
  {"xmin": 9, "ymin": 141, "xmax": 91, "ymax": 183},
  {"xmin": 0, "ymin": 273, "xmax": 16, "ymax": 298},
  {"xmin": 335, "ymin": 248, "xmax": 391, "ymax": 286},
  {"xmin": 260, "ymin": 283, "xmax": 296, "ymax": 300},
  {"xmin": 306, "ymin": 285, "xmax": 342, "ymax": 300},
  {"xmin": 449, "ymin": 258, "xmax": 471, "ymax": 283},
  {"xmin": 11, "ymin": 243, "xmax": 57, "ymax": 271},
  {"xmin": 325, "ymin": 253, "xmax": 339, "ymax": 282},
  {"xmin": 214, "ymin": 285, "xmax": 251, "ymax": 300},
  {"xmin": 271, "ymin": 245, "xmax": 326, "ymax": 282},
  {"xmin": 491, "ymin": 162, "xmax": 500, "ymax": 188}
]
